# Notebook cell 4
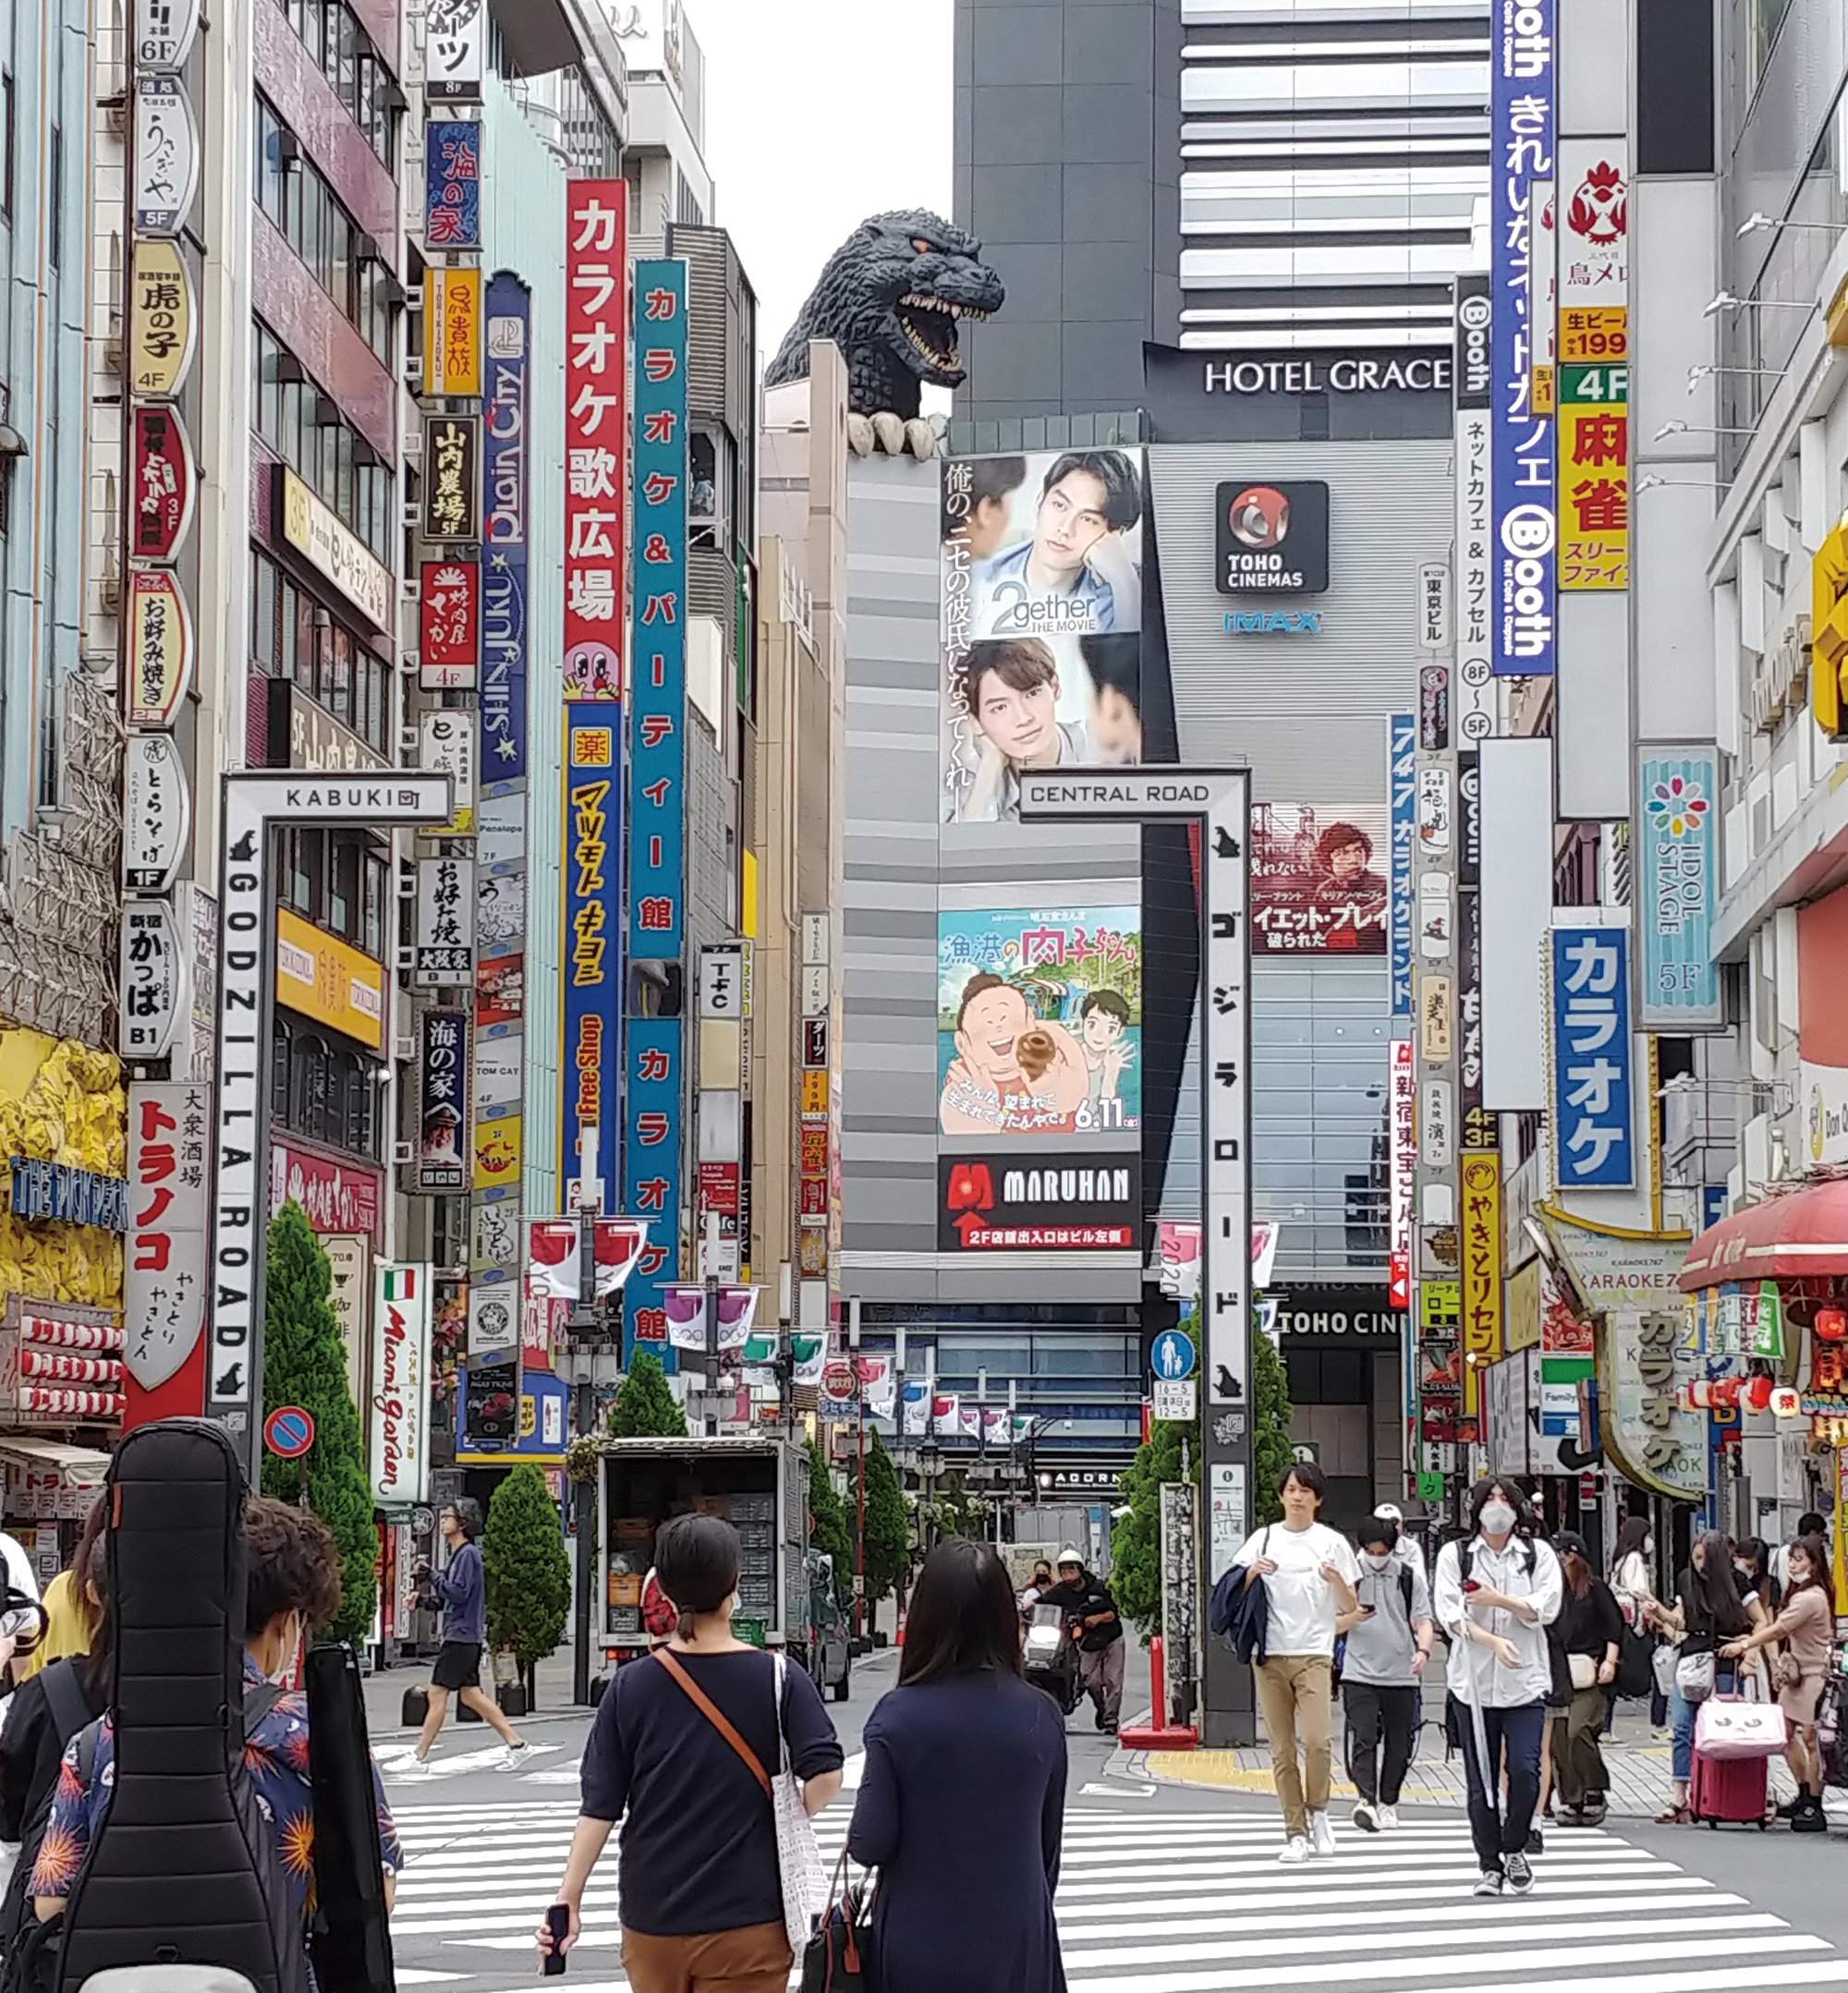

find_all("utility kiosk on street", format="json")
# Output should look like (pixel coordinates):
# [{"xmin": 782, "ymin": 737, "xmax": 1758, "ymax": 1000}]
[{"xmin": 595, "ymin": 1434, "xmax": 848, "ymax": 1698}]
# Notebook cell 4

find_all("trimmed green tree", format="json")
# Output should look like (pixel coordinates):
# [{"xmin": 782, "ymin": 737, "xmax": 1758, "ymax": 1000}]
[
  {"xmin": 609, "ymin": 1350, "xmax": 687, "ymax": 1437},
  {"xmin": 805, "ymin": 1438, "xmax": 853, "ymax": 1602},
  {"xmin": 1253, "ymin": 1322, "xmax": 1295, "ymax": 1527},
  {"xmin": 261, "ymin": 1201, "xmax": 376, "ymax": 1641},
  {"xmin": 483, "ymin": 1463, "xmax": 571, "ymax": 1706},
  {"xmin": 851, "ymin": 1429, "xmax": 908, "ymax": 1610}
]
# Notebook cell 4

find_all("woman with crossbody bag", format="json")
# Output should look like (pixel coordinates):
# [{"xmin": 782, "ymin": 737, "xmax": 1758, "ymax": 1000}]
[
  {"xmin": 539, "ymin": 1514, "xmax": 845, "ymax": 1992},
  {"xmin": 1654, "ymin": 1531, "xmax": 1751, "ymax": 1824}
]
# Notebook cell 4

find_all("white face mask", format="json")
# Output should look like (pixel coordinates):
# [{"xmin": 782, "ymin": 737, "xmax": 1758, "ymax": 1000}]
[
  {"xmin": 1480, "ymin": 1501, "xmax": 1518, "ymax": 1537},
  {"xmin": 1644, "ymin": 1538, "xmax": 1655, "ymax": 1557},
  {"xmin": 1362, "ymin": 1551, "xmax": 1393, "ymax": 1572}
]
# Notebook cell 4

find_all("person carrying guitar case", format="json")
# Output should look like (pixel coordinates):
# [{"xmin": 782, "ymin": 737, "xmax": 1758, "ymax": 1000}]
[{"xmin": 22, "ymin": 1420, "xmax": 403, "ymax": 1993}]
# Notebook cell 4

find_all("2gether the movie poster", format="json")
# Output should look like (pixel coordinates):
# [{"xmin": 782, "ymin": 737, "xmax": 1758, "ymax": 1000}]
[
  {"xmin": 1251, "ymin": 803, "xmax": 1391, "ymax": 955},
  {"xmin": 940, "ymin": 448, "xmax": 1147, "ymax": 824},
  {"xmin": 937, "ymin": 907, "xmax": 1142, "ymax": 1139}
]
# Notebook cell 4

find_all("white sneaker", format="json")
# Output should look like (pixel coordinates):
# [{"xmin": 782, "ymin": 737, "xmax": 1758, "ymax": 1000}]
[
  {"xmin": 500, "ymin": 1741, "xmax": 530, "ymax": 1769},
  {"xmin": 1278, "ymin": 1835, "xmax": 1311, "ymax": 1865},
  {"xmin": 1378, "ymin": 1805, "xmax": 1400, "ymax": 1830},
  {"xmin": 1308, "ymin": 1810, "xmax": 1337, "ymax": 1857},
  {"xmin": 1352, "ymin": 1800, "xmax": 1379, "ymax": 1833},
  {"xmin": 395, "ymin": 1756, "xmax": 433, "ymax": 1779}
]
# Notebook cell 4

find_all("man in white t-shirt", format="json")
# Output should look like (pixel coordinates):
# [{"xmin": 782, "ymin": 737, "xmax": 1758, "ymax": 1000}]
[{"xmin": 1232, "ymin": 1461, "xmax": 1360, "ymax": 1864}]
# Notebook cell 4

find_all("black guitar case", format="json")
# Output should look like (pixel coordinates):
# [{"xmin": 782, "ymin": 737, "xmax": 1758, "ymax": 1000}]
[{"xmin": 56, "ymin": 1420, "xmax": 309, "ymax": 1993}]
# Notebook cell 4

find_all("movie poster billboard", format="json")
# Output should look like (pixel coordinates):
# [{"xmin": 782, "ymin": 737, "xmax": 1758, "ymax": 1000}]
[
  {"xmin": 936, "ymin": 905, "xmax": 1141, "ymax": 1138},
  {"xmin": 1250, "ymin": 803, "xmax": 1391, "ymax": 954},
  {"xmin": 940, "ymin": 450, "xmax": 1147, "ymax": 824}
]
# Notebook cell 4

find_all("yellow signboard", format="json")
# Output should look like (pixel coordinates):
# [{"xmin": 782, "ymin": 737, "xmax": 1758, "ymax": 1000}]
[
  {"xmin": 800, "ymin": 1070, "xmax": 829, "ymax": 1117},
  {"xmin": 128, "ymin": 238, "xmax": 197, "ymax": 396},
  {"xmin": 1558, "ymin": 348, "xmax": 1628, "ymax": 591},
  {"xmin": 275, "ymin": 908, "xmax": 385, "ymax": 1051},
  {"xmin": 1559, "ymin": 307, "xmax": 1627, "ymax": 363},
  {"xmin": 1419, "ymin": 973, "xmax": 1453, "ymax": 1063},
  {"xmin": 423, "ymin": 267, "xmax": 482, "ymax": 398},
  {"xmin": 1460, "ymin": 1151, "xmax": 1503, "ymax": 1414},
  {"xmin": 474, "ymin": 1112, "xmax": 523, "ymax": 1195}
]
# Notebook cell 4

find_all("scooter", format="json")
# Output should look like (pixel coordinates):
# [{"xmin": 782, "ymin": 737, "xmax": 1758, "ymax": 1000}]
[{"xmin": 1023, "ymin": 1602, "xmax": 1082, "ymax": 1715}]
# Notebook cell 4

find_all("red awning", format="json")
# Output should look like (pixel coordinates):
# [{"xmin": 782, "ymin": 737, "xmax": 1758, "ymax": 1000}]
[{"xmin": 1678, "ymin": 1179, "xmax": 1848, "ymax": 1289}]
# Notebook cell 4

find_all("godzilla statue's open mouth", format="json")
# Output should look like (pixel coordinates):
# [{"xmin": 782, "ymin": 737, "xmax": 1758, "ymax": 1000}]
[{"xmin": 895, "ymin": 292, "xmax": 992, "ymax": 376}]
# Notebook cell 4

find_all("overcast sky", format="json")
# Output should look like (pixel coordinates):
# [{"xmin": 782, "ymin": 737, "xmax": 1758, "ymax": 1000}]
[{"xmin": 688, "ymin": 0, "xmax": 954, "ymax": 368}]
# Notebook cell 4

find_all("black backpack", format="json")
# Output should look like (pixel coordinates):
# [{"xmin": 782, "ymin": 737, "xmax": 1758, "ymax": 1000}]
[
  {"xmin": 0, "ymin": 1661, "xmax": 97, "ymax": 1976},
  {"xmin": 55, "ymin": 1420, "xmax": 311, "ymax": 1993},
  {"xmin": 1441, "ymin": 1536, "xmax": 1541, "ymax": 1756}
]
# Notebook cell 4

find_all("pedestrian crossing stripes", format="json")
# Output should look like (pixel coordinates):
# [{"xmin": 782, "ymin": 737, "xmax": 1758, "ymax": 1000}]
[{"xmin": 384, "ymin": 1798, "xmax": 1848, "ymax": 1992}]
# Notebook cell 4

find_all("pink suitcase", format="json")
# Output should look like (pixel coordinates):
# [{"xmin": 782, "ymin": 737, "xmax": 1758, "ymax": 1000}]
[{"xmin": 1689, "ymin": 1737, "xmax": 1769, "ymax": 1828}]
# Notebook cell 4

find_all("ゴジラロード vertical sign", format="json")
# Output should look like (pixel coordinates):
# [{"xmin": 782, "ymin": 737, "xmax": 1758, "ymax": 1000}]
[
  {"xmin": 624, "ymin": 258, "xmax": 688, "ymax": 1357},
  {"xmin": 626, "ymin": 259, "xmax": 688, "ymax": 958},
  {"xmin": 562, "ymin": 710, "xmax": 623, "ymax": 1205},
  {"xmin": 1492, "ymin": 0, "xmax": 1555, "ymax": 675}
]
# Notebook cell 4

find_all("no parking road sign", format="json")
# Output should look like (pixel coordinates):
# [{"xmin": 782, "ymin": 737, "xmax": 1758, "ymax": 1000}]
[{"xmin": 263, "ymin": 1405, "xmax": 315, "ymax": 1460}]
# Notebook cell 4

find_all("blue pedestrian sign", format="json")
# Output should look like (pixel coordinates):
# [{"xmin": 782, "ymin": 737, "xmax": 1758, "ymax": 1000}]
[{"xmin": 1151, "ymin": 1329, "xmax": 1197, "ymax": 1382}]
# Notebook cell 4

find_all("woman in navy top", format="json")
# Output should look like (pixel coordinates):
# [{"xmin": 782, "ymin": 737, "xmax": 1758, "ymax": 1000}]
[
  {"xmin": 849, "ymin": 1537, "xmax": 1068, "ymax": 1993},
  {"xmin": 537, "ymin": 1513, "xmax": 845, "ymax": 1993}
]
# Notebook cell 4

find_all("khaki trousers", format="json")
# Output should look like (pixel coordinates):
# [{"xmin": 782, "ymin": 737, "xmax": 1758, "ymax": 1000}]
[
  {"xmin": 1255, "ymin": 1654, "xmax": 1334, "ymax": 1839},
  {"xmin": 621, "ymin": 1921, "xmax": 793, "ymax": 1993}
]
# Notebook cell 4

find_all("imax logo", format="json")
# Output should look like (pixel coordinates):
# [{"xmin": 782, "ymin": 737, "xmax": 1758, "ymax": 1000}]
[{"xmin": 1224, "ymin": 611, "xmax": 1321, "ymax": 635}]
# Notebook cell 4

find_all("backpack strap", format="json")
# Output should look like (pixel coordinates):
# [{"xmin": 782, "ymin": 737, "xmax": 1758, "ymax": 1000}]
[
  {"xmin": 242, "ymin": 1682, "xmax": 287, "ymax": 1735},
  {"xmin": 652, "ymin": 1648, "xmax": 772, "ymax": 1796},
  {"xmin": 74, "ymin": 1717, "xmax": 101, "ymax": 1791},
  {"xmin": 1457, "ymin": 1541, "xmax": 1472, "ymax": 1587},
  {"xmin": 39, "ymin": 1660, "xmax": 90, "ymax": 1750},
  {"xmin": 1398, "ymin": 1566, "xmax": 1415, "ymax": 1616}
]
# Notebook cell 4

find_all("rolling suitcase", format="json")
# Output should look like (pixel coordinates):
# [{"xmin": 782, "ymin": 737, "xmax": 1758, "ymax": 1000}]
[
  {"xmin": 401, "ymin": 1684, "xmax": 429, "ymax": 1728},
  {"xmin": 1689, "ymin": 1695, "xmax": 1774, "ymax": 1829}
]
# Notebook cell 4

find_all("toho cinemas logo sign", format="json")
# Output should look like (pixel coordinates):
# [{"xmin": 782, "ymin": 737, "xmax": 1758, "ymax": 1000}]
[{"xmin": 938, "ymin": 1153, "xmax": 1140, "ymax": 1253}]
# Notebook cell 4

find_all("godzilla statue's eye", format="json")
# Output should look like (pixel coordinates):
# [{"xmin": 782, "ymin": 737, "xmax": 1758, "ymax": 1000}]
[{"xmin": 911, "ymin": 237, "xmax": 931, "ymax": 254}]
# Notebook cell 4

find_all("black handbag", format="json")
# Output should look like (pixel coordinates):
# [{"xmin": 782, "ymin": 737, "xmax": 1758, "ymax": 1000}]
[
  {"xmin": 1617, "ymin": 1622, "xmax": 1657, "ymax": 1698},
  {"xmin": 800, "ymin": 1853, "xmax": 876, "ymax": 1993}
]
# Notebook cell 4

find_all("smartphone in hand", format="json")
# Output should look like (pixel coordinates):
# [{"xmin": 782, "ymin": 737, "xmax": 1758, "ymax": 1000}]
[{"xmin": 542, "ymin": 1904, "xmax": 571, "ymax": 1976}]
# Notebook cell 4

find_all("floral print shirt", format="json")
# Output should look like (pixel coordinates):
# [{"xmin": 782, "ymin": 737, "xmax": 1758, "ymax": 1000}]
[{"xmin": 30, "ymin": 1654, "xmax": 403, "ymax": 1922}]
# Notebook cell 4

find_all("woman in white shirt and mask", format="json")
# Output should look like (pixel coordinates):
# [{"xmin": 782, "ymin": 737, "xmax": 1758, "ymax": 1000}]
[
  {"xmin": 1232, "ymin": 1462, "xmax": 1360, "ymax": 1864},
  {"xmin": 1431, "ymin": 1477, "xmax": 1563, "ymax": 1902}
]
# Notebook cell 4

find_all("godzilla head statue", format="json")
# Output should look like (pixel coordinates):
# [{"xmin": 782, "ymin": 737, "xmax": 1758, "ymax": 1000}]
[{"xmin": 766, "ymin": 210, "xmax": 1005, "ymax": 422}]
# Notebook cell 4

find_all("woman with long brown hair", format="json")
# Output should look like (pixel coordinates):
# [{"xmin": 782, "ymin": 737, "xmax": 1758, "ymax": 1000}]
[
  {"xmin": 1723, "ymin": 1530, "xmax": 1835, "ymax": 1830},
  {"xmin": 849, "ymin": 1537, "xmax": 1067, "ymax": 1993}
]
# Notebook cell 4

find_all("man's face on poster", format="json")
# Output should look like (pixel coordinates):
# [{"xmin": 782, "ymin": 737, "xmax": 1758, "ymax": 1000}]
[
  {"xmin": 1326, "ymin": 837, "xmax": 1369, "ymax": 881},
  {"xmin": 1080, "ymin": 1005, "xmax": 1125, "ymax": 1053},
  {"xmin": 973, "ymin": 666, "xmax": 1059, "ymax": 763},
  {"xmin": 1033, "ymin": 469, "xmax": 1112, "ymax": 574},
  {"xmin": 956, "ymin": 983, "xmax": 1031, "ymax": 1081}
]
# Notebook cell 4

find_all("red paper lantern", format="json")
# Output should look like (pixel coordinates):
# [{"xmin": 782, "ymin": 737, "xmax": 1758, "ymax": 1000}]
[
  {"xmin": 1816, "ymin": 1308, "xmax": 1848, "ymax": 1343},
  {"xmin": 1744, "ymin": 1375, "xmax": 1775, "ymax": 1412}
]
